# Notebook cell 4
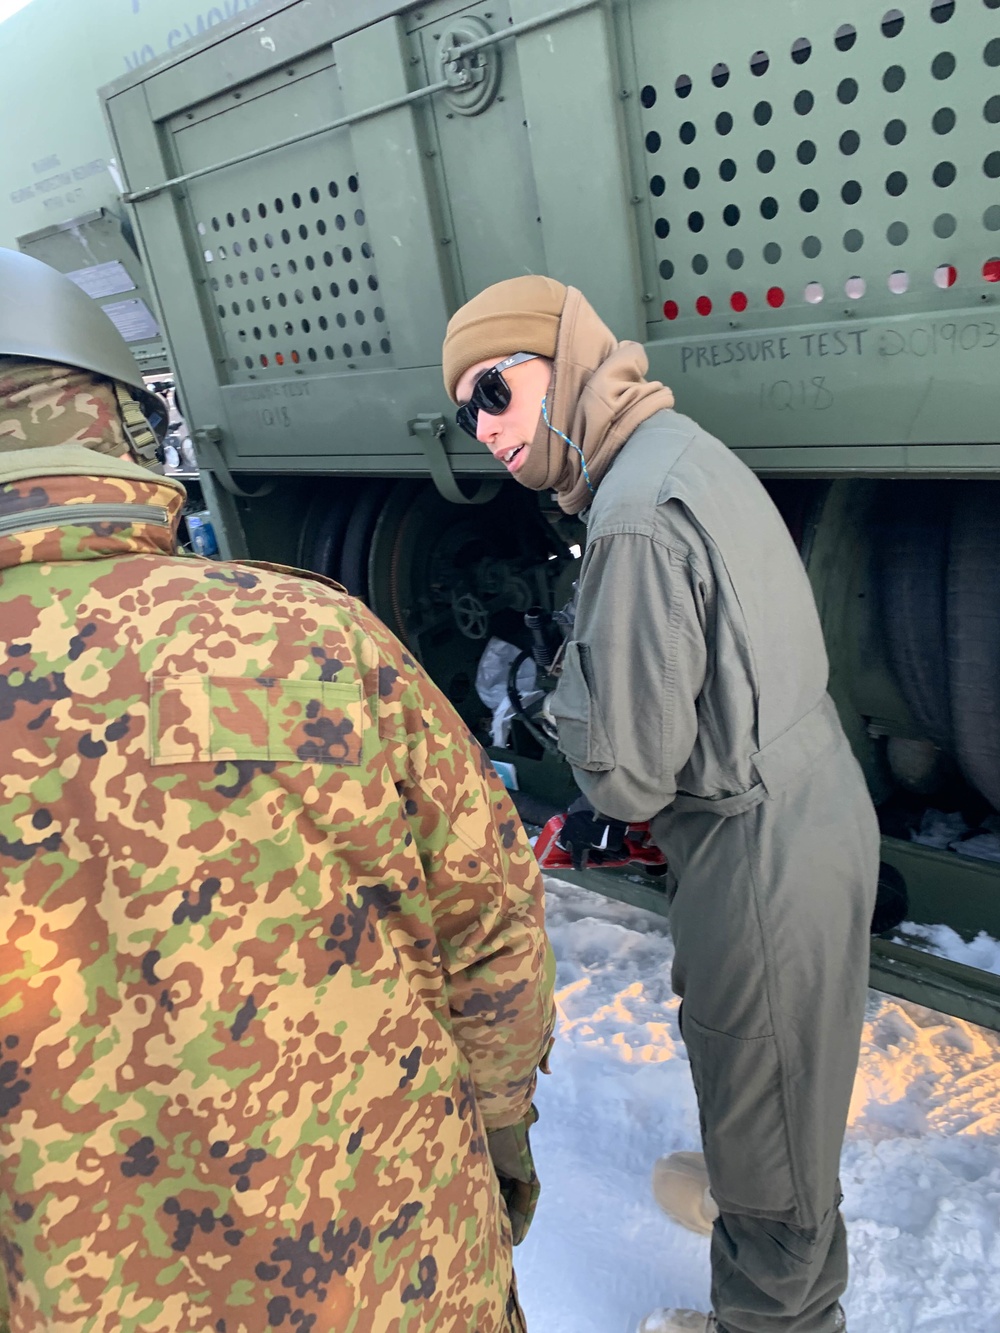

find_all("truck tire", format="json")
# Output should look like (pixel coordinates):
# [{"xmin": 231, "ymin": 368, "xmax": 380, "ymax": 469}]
[
  {"xmin": 875, "ymin": 482, "xmax": 952, "ymax": 746},
  {"xmin": 947, "ymin": 484, "xmax": 1000, "ymax": 813}
]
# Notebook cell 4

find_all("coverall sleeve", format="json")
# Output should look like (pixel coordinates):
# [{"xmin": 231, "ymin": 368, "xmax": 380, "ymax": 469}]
[
  {"xmin": 366, "ymin": 610, "xmax": 556, "ymax": 1132},
  {"xmin": 550, "ymin": 530, "xmax": 706, "ymax": 823}
]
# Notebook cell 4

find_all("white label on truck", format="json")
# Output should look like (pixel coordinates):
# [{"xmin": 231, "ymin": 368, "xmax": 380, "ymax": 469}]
[
  {"xmin": 101, "ymin": 298, "xmax": 160, "ymax": 343},
  {"xmin": 65, "ymin": 260, "xmax": 136, "ymax": 298}
]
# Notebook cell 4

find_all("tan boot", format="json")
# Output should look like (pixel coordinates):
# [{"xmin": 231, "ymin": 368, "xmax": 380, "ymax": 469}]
[
  {"xmin": 651, "ymin": 1151, "xmax": 720, "ymax": 1236},
  {"xmin": 637, "ymin": 1311, "xmax": 715, "ymax": 1333}
]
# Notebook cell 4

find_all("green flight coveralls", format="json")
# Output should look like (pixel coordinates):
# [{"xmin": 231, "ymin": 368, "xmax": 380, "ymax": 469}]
[{"xmin": 550, "ymin": 409, "xmax": 879, "ymax": 1333}]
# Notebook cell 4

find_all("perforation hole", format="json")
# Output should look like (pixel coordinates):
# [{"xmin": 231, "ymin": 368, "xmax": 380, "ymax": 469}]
[
  {"xmin": 932, "ymin": 52, "xmax": 955, "ymax": 79},
  {"xmin": 754, "ymin": 101, "xmax": 773, "ymax": 125},
  {"xmin": 760, "ymin": 196, "xmax": 779, "ymax": 220},
  {"xmin": 986, "ymin": 206, "xmax": 1000, "ymax": 231},
  {"xmin": 882, "ymin": 8, "xmax": 905, "ymax": 37},
  {"xmin": 933, "ymin": 161, "xmax": 957, "ymax": 187},
  {"xmin": 797, "ymin": 140, "xmax": 817, "ymax": 164},
  {"xmin": 655, "ymin": 217, "xmax": 670, "ymax": 239},
  {"xmin": 984, "ymin": 151, "xmax": 1000, "ymax": 178},
  {"xmin": 727, "ymin": 249, "xmax": 744, "ymax": 269},
  {"xmin": 800, "ymin": 189, "xmax": 819, "ymax": 213},
  {"xmin": 888, "ymin": 270, "xmax": 910, "ymax": 294},
  {"xmin": 720, "ymin": 159, "xmax": 737, "ymax": 182},
  {"xmin": 274, "ymin": 197, "xmax": 285, "ymax": 212},
  {"xmin": 791, "ymin": 37, "xmax": 811, "ymax": 64},
  {"xmin": 750, "ymin": 51, "xmax": 769, "ymax": 76},
  {"xmin": 328, "ymin": 181, "xmax": 340, "ymax": 197},
  {"xmin": 888, "ymin": 220, "xmax": 909, "ymax": 245},
  {"xmin": 804, "ymin": 282, "xmax": 824, "ymax": 303},
  {"xmin": 674, "ymin": 75, "xmax": 692, "ymax": 99},
  {"xmin": 716, "ymin": 112, "xmax": 733, "ymax": 135},
  {"xmin": 757, "ymin": 149, "xmax": 776, "ymax": 173},
  {"xmin": 712, "ymin": 62, "xmax": 730, "ymax": 88},
  {"xmin": 934, "ymin": 263, "xmax": 957, "ymax": 287},
  {"xmin": 844, "ymin": 229, "xmax": 865, "ymax": 252},
  {"xmin": 348, "ymin": 175, "xmax": 359, "ymax": 193},
  {"xmin": 842, "ymin": 180, "xmax": 862, "ymax": 205},
  {"xmin": 683, "ymin": 167, "xmax": 700, "ymax": 189},
  {"xmin": 886, "ymin": 170, "xmax": 908, "ymax": 196},
  {"xmin": 983, "ymin": 96, "xmax": 1000, "ymax": 123},
  {"xmin": 934, "ymin": 213, "xmax": 957, "ymax": 238},
  {"xmin": 837, "ymin": 78, "xmax": 859, "ymax": 105},
  {"xmin": 794, "ymin": 89, "xmax": 815, "ymax": 115},
  {"xmin": 839, "ymin": 130, "xmax": 860, "ymax": 155},
  {"xmin": 723, "ymin": 204, "xmax": 741, "ymax": 226},
  {"xmin": 646, "ymin": 131, "xmax": 662, "ymax": 153},
  {"xmin": 835, "ymin": 23, "xmax": 857, "ymax": 52},
  {"xmin": 659, "ymin": 260, "xmax": 674, "ymax": 279},
  {"xmin": 884, "ymin": 64, "xmax": 906, "ymax": 91},
  {"xmin": 764, "ymin": 242, "xmax": 782, "ymax": 264},
  {"xmin": 885, "ymin": 118, "xmax": 907, "ymax": 146},
  {"xmin": 688, "ymin": 212, "xmax": 705, "ymax": 232},
  {"xmin": 258, "ymin": 203, "xmax": 267, "ymax": 218},
  {"xmin": 845, "ymin": 276, "xmax": 866, "ymax": 299},
  {"xmin": 241, "ymin": 207, "xmax": 251, "ymax": 223},
  {"xmin": 931, "ymin": 0, "xmax": 955, "ymax": 21},
  {"xmin": 802, "ymin": 235, "xmax": 822, "ymax": 258}
]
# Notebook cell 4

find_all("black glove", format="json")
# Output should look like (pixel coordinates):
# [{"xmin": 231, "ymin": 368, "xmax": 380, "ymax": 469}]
[
  {"xmin": 557, "ymin": 800, "xmax": 628, "ymax": 871},
  {"xmin": 487, "ymin": 1106, "xmax": 541, "ymax": 1246}
]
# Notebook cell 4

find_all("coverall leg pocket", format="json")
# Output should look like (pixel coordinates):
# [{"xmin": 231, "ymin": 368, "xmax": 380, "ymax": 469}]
[{"xmin": 680, "ymin": 1012, "xmax": 797, "ymax": 1219}]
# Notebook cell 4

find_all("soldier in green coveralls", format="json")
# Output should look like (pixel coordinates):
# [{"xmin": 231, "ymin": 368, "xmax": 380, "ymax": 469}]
[{"xmin": 443, "ymin": 276, "xmax": 878, "ymax": 1333}]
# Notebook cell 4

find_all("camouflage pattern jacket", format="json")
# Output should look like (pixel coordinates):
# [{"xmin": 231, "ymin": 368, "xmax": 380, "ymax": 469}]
[{"xmin": 0, "ymin": 446, "xmax": 555, "ymax": 1333}]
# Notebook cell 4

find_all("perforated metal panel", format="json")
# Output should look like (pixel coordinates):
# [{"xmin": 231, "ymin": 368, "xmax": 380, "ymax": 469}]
[
  {"xmin": 172, "ymin": 58, "xmax": 393, "ymax": 385},
  {"xmin": 630, "ymin": 0, "xmax": 1000, "ymax": 332}
]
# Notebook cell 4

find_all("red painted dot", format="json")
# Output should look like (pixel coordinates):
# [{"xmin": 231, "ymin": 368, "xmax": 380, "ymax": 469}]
[
  {"xmin": 663, "ymin": 300, "xmax": 680, "ymax": 320},
  {"xmin": 766, "ymin": 286, "xmax": 785, "ymax": 308},
  {"xmin": 935, "ymin": 264, "xmax": 958, "ymax": 288},
  {"xmin": 695, "ymin": 295, "xmax": 712, "ymax": 316},
  {"xmin": 275, "ymin": 352, "xmax": 285, "ymax": 365},
  {"xmin": 730, "ymin": 291, "xmax": 748, "ymax": 312},
  {"xmin": 260, "ymin": 355, "xmax": 269, "ymax": 367},
  {"xmin": 983, "ymin": 259, "xmax": 1000, "ymax": 283},
  {"xmin": 291, "ymin": 350, "xmax": 300, "ymax": 363}
]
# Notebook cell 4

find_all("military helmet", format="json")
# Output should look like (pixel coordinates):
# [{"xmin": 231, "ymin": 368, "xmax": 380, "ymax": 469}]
[{"xmin": 0, "ymin": 247, "xmax": 166, "ymax": 439}]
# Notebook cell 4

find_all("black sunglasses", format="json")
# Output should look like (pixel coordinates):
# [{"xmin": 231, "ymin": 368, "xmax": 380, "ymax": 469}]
[{"xmin": 455, "ymin": 352, "xmax": 538, "ymax": 439}]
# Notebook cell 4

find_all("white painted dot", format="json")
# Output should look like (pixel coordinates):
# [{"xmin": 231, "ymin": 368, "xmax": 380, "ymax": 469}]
[
  {"xmin": 888, "ymin": 269, "xmax": 910, "ymax": 294},
  {"xmin": 845, "ymin": 275, "xmax": 866, "ymax": 299},
  {"xmin": 804, "ymin": 282, "xmax": 825, "ymax": 304}
]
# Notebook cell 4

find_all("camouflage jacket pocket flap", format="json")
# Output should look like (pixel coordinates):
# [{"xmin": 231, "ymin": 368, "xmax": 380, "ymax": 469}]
[{"xmin": 149, "ymin": 674, "xmax": 366, "ymax": 766}]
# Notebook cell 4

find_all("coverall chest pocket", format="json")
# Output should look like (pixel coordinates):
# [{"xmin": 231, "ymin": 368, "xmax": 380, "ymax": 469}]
[
  {"xmin": 148, "ymin": 674, "xmax": 367, "ymax": 767},
  {"xmin": 549, "ymin": 641, "xmax": 615, "ymax": 772}
]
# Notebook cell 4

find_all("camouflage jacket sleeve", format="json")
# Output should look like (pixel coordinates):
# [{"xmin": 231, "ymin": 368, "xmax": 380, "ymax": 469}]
[{"xmin": 361, "ymin": 608, "xmax": 556, "ymax": 1132}]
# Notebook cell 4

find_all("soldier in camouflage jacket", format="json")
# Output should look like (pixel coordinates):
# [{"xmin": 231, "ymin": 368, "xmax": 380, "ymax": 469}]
[{"xmin": 0, "ymin": 250, "xmax": 555, "ymax": 1333}]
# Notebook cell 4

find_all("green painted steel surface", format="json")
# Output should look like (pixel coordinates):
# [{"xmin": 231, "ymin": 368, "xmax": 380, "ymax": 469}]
[{"xmin": 100, "ymin": 0, "xmax": 1000, "ymax": 476}]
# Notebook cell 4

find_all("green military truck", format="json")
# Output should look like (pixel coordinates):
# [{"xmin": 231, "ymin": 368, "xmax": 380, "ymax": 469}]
[{"xmin": 84, "ymin": 0, "xmax": 1000, "ymax": 1025}]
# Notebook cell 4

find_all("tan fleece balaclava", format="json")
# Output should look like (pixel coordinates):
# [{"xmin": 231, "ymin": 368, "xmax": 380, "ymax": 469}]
[{"xmin": 443, "ymin": 277, "xmax": 675, "ymax": 514}]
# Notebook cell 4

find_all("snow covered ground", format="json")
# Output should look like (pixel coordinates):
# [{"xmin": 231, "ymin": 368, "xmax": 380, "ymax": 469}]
[{"xmin": 516, "ymin": 878, "xmax": 1000, "ymax": 1333}]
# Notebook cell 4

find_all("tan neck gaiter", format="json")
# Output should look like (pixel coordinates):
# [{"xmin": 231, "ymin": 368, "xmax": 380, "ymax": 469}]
[{"xmin": 515, "ymin": 287, "xmax": 675, "ymax": 514}]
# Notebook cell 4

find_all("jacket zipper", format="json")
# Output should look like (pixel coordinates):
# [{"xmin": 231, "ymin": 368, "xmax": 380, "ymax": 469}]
[{"xmin": 0, "ymin": 502, "xmax": 170, "ymax": 538}]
